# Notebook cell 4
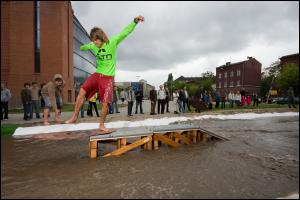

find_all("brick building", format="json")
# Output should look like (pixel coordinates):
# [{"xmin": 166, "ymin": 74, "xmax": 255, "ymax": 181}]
[
  {"xmin": 215, "ymin": 57, "xmax": 262, "ymax": 96},
  {"xmin": 279, "ymin": 53, "xmax": 299, "ymax": 67},
  {"xmin": 1, "ymin": 1, "xmax": 96, "ymax": 108}
]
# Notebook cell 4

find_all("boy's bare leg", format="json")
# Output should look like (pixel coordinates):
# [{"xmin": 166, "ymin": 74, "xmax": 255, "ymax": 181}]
[
  {"xmin": 99, "ymin": 102, "xmax": 112, "ymax": 132},
  {"xmin": 43, "ymin": 109, "xmax": 50, "ymax": 125},
  {"xmin": 65, "ymin": 88, "xmax": 86, "ymax": 124}
]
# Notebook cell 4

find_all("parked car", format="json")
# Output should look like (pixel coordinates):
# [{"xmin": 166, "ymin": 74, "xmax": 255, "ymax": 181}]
[{"xmin": 276, "ymin": 97, "xmax": 299, "ymax": 104}]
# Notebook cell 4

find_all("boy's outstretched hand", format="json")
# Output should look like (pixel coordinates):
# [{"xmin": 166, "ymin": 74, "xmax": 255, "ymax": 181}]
[{"xmin": 134, "ymin": 15, "xmax": 145, "ymax": 23}]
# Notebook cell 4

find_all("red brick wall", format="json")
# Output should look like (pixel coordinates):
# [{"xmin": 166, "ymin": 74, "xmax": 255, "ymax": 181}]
[
  {"xmin": 216, "ymin": 58, "xmax": 261, "ymax": 96},
  {"xmin": 1, "ymin": 1, "xmax": 74, "ymax": 108}
]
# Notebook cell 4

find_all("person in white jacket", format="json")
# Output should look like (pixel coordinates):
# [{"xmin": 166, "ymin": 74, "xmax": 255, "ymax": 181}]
[
  {"xmin": 173, "ymin": 90, "xmax": 179, "ymax": 114},
  {"xmin": 157, "ymin": 85, "xmax": 166, "ymax": 114},
  {"xmin": 126, "ymin": 86, "xmax": 135, "ymax": 116},
  {"xmin": 235, "ymin": 91, "xmax": 241, "ymax": 107}
]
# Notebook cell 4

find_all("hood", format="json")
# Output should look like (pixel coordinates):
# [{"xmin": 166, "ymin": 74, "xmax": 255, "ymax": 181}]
[{"xmin": 53, "ymin": 74, "xmax": 64, "ymax": 82}]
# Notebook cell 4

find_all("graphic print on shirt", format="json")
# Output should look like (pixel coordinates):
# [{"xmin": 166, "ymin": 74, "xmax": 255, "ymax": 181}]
[{"xmin": 96, "ymin": 49, "xmax": 112, "ymax": 61}]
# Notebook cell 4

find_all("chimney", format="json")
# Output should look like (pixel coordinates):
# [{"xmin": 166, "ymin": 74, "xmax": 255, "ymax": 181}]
[
  {"xmin": 247, "ymin": 56, "xmax": 253, "ymax": 60},
  {"xmin": 226, "ymin": 62, "xmax": 231, "ymax": 66}
]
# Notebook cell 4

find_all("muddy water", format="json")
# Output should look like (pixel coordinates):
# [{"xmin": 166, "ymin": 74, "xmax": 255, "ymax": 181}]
[{"xmin": 1, "ymin": 116, "xmax": 299, "ymax": 198}]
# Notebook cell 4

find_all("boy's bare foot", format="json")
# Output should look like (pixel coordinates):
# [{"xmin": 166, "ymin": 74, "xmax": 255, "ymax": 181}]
[
  {"xmin": 98, "ymin": 126, "xmax": 116, "ymax": 134},
  {"xmin": 44, "ymin": 122, "xmax": 50, "ymax": 126},
  {"xmin": 65, "ymin": 117, "xmax": 77, "ymax": 124}
]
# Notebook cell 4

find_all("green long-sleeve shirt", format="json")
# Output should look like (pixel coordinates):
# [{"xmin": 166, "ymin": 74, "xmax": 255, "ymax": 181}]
[{"xmin": 80, "ymin": 21, "xmax": 137, "ymax": 76}]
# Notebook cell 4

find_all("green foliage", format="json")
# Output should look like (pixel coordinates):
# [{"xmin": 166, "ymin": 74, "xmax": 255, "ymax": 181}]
[
  {"xmin": 276, "ymin": 64, "xmax": 299, "ymax": 91},
  {"xmin": 260, "ymin": 74, "xmax": 273, "ymax": 97}
]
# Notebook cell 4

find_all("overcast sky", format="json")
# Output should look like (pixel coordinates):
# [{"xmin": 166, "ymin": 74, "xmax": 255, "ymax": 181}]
[{"xmin": 71, "ymin": 1, "xmax": 299, "ymax": 88}]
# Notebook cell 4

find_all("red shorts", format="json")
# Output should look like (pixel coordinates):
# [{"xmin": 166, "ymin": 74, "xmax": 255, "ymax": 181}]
[{"xmin": 81, "ymin": 73, "xmax": 114, "ymax": 103}]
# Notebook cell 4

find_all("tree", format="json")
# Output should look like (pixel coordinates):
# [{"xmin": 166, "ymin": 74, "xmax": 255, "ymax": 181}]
[
  {"xmin": 167, "ymin": 73, "xmax": 173, "ymax": 82},
  {"xmin": 260, "ymin": 72, "xmax": 273, "ymax": 97},
  {"xmin": 276, "ymin": 64, "xmax": 299, "ymax": 95}
]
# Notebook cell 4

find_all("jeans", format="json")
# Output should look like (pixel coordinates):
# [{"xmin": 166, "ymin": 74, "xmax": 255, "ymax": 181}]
[
  {"xmin": 88, "ymin": 102, "xmax": 99, "ymax": 117},
  {"xmin": 112, "ymin": 101, "xmax": 119, "ymax": 113},
  {"xmin": 30, "ymin": 100, "xmax": 41, "ymax": 118},
  {"xmin": 128, "ymin": 101, "xmax": 133, "ymax": 115},
  {"xmin": 1, "ymin": 101, "xmax": 8, "ymax": 120},
  {"xmin": 150, "ymin": 101, "xmax": 156, "ymax": 114},
  {"xmin": 179, "ymin": 100, "xmax": 184, "ymax": 113},
  {"xmin": 135, "ymin": 100, "xmax": 143, "ymax": 114},
  {"xmin": 157, "ymin": 99, "xmax": 165, "ymax": 114},
  {"xmin": 23, "ymin": 102, "xmax": 31, "ymax": 120}
]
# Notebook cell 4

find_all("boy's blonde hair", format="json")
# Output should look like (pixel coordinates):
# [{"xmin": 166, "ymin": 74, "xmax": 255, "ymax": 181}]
[{"xmin": 90, "ymin": 27, "xmax": 109, "ymax": 44}]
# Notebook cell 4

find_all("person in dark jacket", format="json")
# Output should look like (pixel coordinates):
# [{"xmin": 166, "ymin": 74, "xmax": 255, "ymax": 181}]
[
  {"xmin": 21, "ymin": 83, "xmax": 32, "ymax": 120},
  {"xmin": 178, "ymin": 89, "xmax": 185, "ymax": 113},
  {"xmin": 150, "ymin": 87, "xmax": 157, "ymax": 115},
  {"xmin": 135, "ymin": 89, "xmax": 144, "ymax": 114}
]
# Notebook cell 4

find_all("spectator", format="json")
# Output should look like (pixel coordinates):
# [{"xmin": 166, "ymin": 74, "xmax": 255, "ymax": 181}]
[
  {"xmin": 41, "ymin": 74, "xmax": 64, "ymax": 125},
  {"xmin": 288, "ymin": 87, "xmax": 297, "ymax": 108},
  {"xmin": 178, "ymin": 89, "xmax": 185, "ymax": 113},
  {"xmin": 215, "ymin": 92, "xmax": 221, "ymax": 109},
  {"xmin": 165, "ymin": 88, "xmax": 170, "ymax": 113},
  {"xmin": 135, "ymin": 89, "xmax": 144, "ymax": 114},
  {"xmin": 150, "ymin": 87, "xmax": 157, "ymax": 115},
  {"xmin": 253, "ymin": 93, "xmax": 259, "ymax": 107},
  {"xmin": 228, "ymin": 91, "xmax": 234, "ymax": 108},
  {"xmin": 246, "ymin": 95, "xmax": 252, "ymax": 107},
  {"xmin": 208, "ymin": 93, "xmax": 213, "ymax": 109},
  {"xmin": 221, "ymin": 93, "xmax": 226, "ymax": 108},
  {"xmin": 30, "ymin": 82, "xmax": 41, "ymax": 119},
  {"xmin": 112, "ymin": 86, "xmax": 120, "ymax": 114},
  {"xmin": 235, "ymin": 91, "xmax": 241, "ymax": 107},
  {"xmin": 183, "ymin": 87, "xmax": 191, "ymax": 112},
  {"xmin": 120, "ymin": 88, "xmax": 126, "ymax": 105},
  {"xmin": 173, "ymin": 89, "xmax": 179, "ymax": 114},
  {"xmin": 157, "ymin": 85, "xmax": 166, "ymax": 114},
  {"xmin": 88, "ymin": 93, "xmax": 100, "ymax": 117},
  {"xmin": 1, "ymin": 83, "xmax": 12, "ymax": 120},
  {"xmin": 21, "ymin": 83, "xmax": 32, "ymax": 120},
  {"xmin": 127, "ymin": 86, "xmax": 135, "ymax": 116}
]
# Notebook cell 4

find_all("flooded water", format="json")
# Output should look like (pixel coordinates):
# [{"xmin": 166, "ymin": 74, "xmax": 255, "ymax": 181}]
[{"xmin": 1, "ymin": 116, "xmax": 299, "ymax": 198}]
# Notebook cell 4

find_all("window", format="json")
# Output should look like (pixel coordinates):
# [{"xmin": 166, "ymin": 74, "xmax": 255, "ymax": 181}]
[
  {"xmin": 224, "ymin": 72, "xmax": 227, "ymax": 78},
  {"xmin": 230, "ymin": 71, "xmax": 234, "ymax": 77},
  {"xmin": 34, "ymin": 1, "xmax": 40, "ymax": 73},
  {"xmin": 230, "ymin": 81, "xmax": 233, "ymax": 87},
  {"xmin": 219, "ymin": 82, "xmax": 221, "ymax": 88},
  {"xmin": 237, "ymin": 80, "xmax": 240, "ymax": 86},
  {"xmin": 224, "ymin": 81, "xmax": 227, "ymax": 88},
  {"xmin": 237, "ymin": 70, "xmax": 241, "ymax": 77},
  {"xmin": 219, "ymin": 73, "xmax": 222, "ymax": 79}
]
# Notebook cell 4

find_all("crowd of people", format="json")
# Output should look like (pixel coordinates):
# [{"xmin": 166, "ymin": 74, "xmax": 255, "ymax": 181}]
[{"xmin": 0, "ymin": 81, "xmax": 298, "ymax": 123}]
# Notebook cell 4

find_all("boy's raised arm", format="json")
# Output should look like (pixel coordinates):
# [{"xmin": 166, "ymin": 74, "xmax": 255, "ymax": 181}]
[
  {"xmin": 80, "ymin": 42, "xmax": 94, "ymax": 51},
  {"xmin": 115, "ymin": 15, "xmax": 144, "ymax": 45}
]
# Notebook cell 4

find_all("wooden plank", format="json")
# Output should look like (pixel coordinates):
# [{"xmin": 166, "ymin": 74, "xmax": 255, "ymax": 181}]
[
  {"xmin": 153, "ymin": 134, "xmax": 181, "ymax": 148},
  {"xmin": 120, "ymin": 138, "xmax": 127, "ymax": 147},
  {"xmin": 153, "ymin": 138, "xmax": 159, "ymax": 150},
  {"xmin": 89, "ymin": 141, "xmax": 98, "ymax": 159},
  {"xmin": 117, "ymin": 139, "xmax": 121, "ymax": 149},
  {"xmin": 103, "ymin": 136, "xmax": 152, "ymax": 157},
  {"xmin": 173, "ymin": 132, "xmax": 191, "ymax": 145},
  {"xmin": 192, "ymin": 130, "xmax": 197, "ymax": 143}
]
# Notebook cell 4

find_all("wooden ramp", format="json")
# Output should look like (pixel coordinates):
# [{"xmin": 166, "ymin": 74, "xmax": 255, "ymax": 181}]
[{"xmin": 88, "ymin": 124, "xmax": 228, "ymax": 159}]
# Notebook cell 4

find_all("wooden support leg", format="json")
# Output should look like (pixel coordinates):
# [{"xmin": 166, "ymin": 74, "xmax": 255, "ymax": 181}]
[
  {"xmin": 117, "ymin": 139, "xmax": 121, "ymax": 149},
  {"xmin": 89, "ymin": 140, "xmax": 98, "ymax": 159},
  {"xmin": 192, "ymin": 130, "xmax": 197, "ymax": 143},
  {"xmin": 103, "ymin": 136, "xmax": 152, "ymax": 157},
  {"xmin": 146, "ymin": 139, "xmax": 152, "ymax": 150},
  {"xmin": 173, "ymin": 132, "xmax": 191, "ymax": 145},
  {"xmin": 121, "ymin": 138, "xmax": 127, "ymax": 147},
  {"xmin": 203, "ymin": 133, "xmax": 209, "ymax": 142},
  {"xmin": 153, "ymin": 137, "xmax": 159, "ymax": 150},
  {"xmin": 153, "ymin": 134, "xmax": 181, "ymax": 148}
]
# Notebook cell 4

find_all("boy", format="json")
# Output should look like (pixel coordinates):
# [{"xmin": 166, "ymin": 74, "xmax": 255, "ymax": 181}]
[
  {"xmin": 41, "ymin": 74, "xmax": 64, "ymax": 125},
  {"xmin": 66, "ymin": 15, "xmax": 144, "ymax": 133}
]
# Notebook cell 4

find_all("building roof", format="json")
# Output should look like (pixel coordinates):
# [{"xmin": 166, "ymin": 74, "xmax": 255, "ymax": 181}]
[
  {"xmin": 175, "ymin": 76, "xmax": 202, "ymax": 82},
  {"xmin": 279, "ymin": 53, "xmax": 299, "ymax": 60},
  {"xmin": 216, "ymin": 57, "xmax": 261, "ymax": 70}
]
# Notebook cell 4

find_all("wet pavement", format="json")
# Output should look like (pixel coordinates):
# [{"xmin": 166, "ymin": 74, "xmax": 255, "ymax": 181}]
[{"xmin": 1, "ymin": 115, "xmax": 299, "ymax": 198}]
